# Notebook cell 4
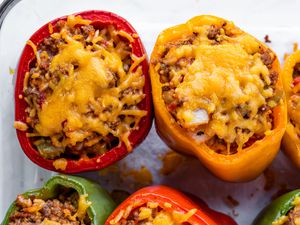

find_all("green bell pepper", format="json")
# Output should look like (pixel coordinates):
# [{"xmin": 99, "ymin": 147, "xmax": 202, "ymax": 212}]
[
  {"xmin": 253, "ymin": 189, "xmax": 300, "ymax": 225},
  {"xmin": 1, "ymin": 174, "xmax": 116, "ymax": 225}
]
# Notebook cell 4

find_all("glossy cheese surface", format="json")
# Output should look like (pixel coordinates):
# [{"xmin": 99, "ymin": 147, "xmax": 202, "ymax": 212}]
[
  {"xmin": 155, "ymin": 19, "xmax": 281, "ymax": 150},
  {"xmin": 29, "ymin": 16, "xmax": 147, "ymax": 151}
]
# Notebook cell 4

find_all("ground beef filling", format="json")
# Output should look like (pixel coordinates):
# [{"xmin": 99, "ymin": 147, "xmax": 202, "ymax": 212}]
[
  {"xmin": 9, "ymin": 190, "xmax": 90, "ymax": 225},
  {"xmin": 23, "ymin": 16, "xmax": 146, "ymax": 159},
  {"xmin": 154, "ymin": 22, "xmax": 282, "ymax": 154},
  {"xmin": 288, "ymin": 64, "xmax": 300, "ymax": 138},
  {"xmin": 115, "ymin": 202, "xmax": 195, "ymax": 225}
]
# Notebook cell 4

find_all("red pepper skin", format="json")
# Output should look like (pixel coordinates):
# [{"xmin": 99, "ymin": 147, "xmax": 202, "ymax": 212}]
[
  {"xmin": 105, "ymin": 186, "xmax": 237, "ymax": 225},
  {"xmin": 15, "ymin": 10, "xmax": 153, "ymax": 173},
  {"xmin": 183, "ymin": 192, "xmax": 237, "ymax": 225}
]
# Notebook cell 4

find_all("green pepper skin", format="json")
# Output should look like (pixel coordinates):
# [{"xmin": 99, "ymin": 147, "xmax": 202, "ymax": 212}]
[
  {"xmin": 1, "ymin": 175, "xmax": 116, "ymax": 225},
  {"xmin": 253, "ymin": 189, "xmax": 300, "ymax": 225}
]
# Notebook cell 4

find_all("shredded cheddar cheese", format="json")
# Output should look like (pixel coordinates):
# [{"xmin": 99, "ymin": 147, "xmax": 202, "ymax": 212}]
[
  {"xmin": 26, "ymin": 40, "xmax": 40, "ymax": 65},
  {"xmin": 155, "ymin": 19, "xmax": 282, "ymax": 152},
  {"xmin": 68, "ymin": 194, "xmax": 92, "ymax": 223},
  {"xmin": 115, "ymin": 202, "xmax": 197, "ymax": 225},
  {"xmin": 23, "ymin": 199, "xmax": 45, "ymax": 213},
  {"xmin": 53, "ymin": 158, "xmax": 68, "ymax": 170},
  {"xmin": 14, "ymin": 121, "xmax": 28, "ymax": 131},
  {"xmin": 22, "ymin": 15, "xmax": 147, "ymax": 158},
  {"xmin": 48, "ymin": 23, "xmax": 53, "ymax": 34},
  {"xmin": 118, "ymin": 30, "xmax": 134, "ymax": 43},
  {"xmin": 41, "ymin": 219, "xmax": 61, "ymax": 225}
]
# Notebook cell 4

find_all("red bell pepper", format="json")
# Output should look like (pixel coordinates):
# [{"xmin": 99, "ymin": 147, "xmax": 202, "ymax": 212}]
[
  {"xmin": 105, "ymin": 185, "xmax": 237, "ymax": 225},
  {"xmin": 14, "ymin": 10, "xmax": 152, "ymax": 173}
]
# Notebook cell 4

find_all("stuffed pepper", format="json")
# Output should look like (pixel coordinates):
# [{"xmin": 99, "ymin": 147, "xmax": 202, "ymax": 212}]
[
  {"xmin": 281, "ymin": 50, "xmax": 300, "ymax": 167},
  {"xmin": 149, "ymin": 15, "xmax": 286, "ymax": 182},
  {"xmin": 105, "ymin": 185, "xmax": 237, "ymax": 225},
  {"xmin": 1, "ymin": 175, "xmax": 116, "ymax": 225},
  {"xmin": 253, "ymin": 189, "xmax": 300, "ymax": 225},
  {"xmin": 14, "ymin": 10, "xmax": 152, "ymax": 173}
]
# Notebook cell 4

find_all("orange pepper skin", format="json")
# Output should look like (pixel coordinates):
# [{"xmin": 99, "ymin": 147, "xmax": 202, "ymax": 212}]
[
  {"xmin": 105, "ymin": 185, "xmax": 237, "ymax": 225},
  {"xmin": 282, "ymin": 51, "xmax": 300, "ymax": 167},
  {"xmin": 150, "ymin": 15, "xmax": 287, "ymax": 182}
]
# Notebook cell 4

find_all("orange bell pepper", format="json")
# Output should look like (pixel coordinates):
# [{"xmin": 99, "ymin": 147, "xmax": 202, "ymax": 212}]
[
  {"xmin": 282, "ymin": 50, "xmax": 300, "ymax": 167},
  {"xmin": 149, "ymin": 15, "xmax": 287, "ymax": 182}
]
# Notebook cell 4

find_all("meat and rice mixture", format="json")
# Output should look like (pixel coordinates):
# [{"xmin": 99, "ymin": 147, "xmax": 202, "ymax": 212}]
[
  {"xmin": 22, "ymin": 15, "xmax": 146, "ymax": 159},
  {"xmin": 287, "ymin": 63, "xmax": 300, "ymax": 137},
  {"xmin": 152, "ymin": 20, "xmax": 283, "ymax": 154},
  {"xmin": 111, "ymin": 202, "xmax": 196, "ymax": 225},
  {"xmin": 8, "ymin": 189, "xmax": 91, "ymax": 225}
]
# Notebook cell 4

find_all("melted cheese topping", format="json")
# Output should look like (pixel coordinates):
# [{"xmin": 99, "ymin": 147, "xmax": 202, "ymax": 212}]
[
  {"xmin": 25, "ymin": 15, "xmax": 147, "ymax": 152},
  {"xmin": 14, "ymin": 121, "xmax": 28, "ymax": 131},
  {"xmin": 53, "ymin": 158, "xmax": 68, "ymax": 170},
  {"xmin": 156, "ymin": 21, "xmax": 280, "ymax": 150},
  {"xmin": 69, "ymin": 194, "xmax": 92, "ymax": 223},
  {"xmin": 41, "ymin": 219, "xmax": 61, "ymax": 225},
  {"xmin": 113, "ymin": 202, "xmax": 196, "ymax": 225}
]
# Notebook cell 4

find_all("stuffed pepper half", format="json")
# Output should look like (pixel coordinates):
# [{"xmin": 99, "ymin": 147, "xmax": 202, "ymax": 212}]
[
  {"xmin": 150, "ymin": 15, "xmax": 286, "ymax": 182},
  {"xmin": 1, "ymin": 175, "xmax": 116, "ymax": 225},
  {"xmin": 14, "ymin": 10, "xmax": 152, "ymax": 173},
  {"xmin": 253, "ymin": 189, "xmax": 300, "ymax": 225},
  {"xmin": 281, "ymin": 50, "xmax": 300, "ymax": 167},
  {"xmin": 105, "ymin": 185, "xmax": 237, "ymax": 225}
]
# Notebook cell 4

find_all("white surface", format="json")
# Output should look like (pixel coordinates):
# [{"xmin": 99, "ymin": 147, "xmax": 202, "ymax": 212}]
[{"xmin": 1, "ymin": 0, "xmax": 300, "ymax": 224}]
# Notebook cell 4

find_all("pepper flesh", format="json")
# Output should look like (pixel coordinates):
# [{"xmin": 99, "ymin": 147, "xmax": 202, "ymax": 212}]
[
  {"xmin": 281, "ymin": 50, "xmax": 300, "ymax": 167},
  {"xmin": 1, "ymin": 174, "xmax": 116, "ymax": 225},
  {"xmin": 253, "ymin": 189, "xmax": 300, "ymax": 225},
  {"xmin": 14, "ymin": 10, "xmax": 153, "ymax": 173},
  {"xmin": 149, "ymin": 15, "xmax": 287, "ymax": 182},
  {"xmin": 105, "ymin": 185, "xmax": 237, "ymax": 225}
]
